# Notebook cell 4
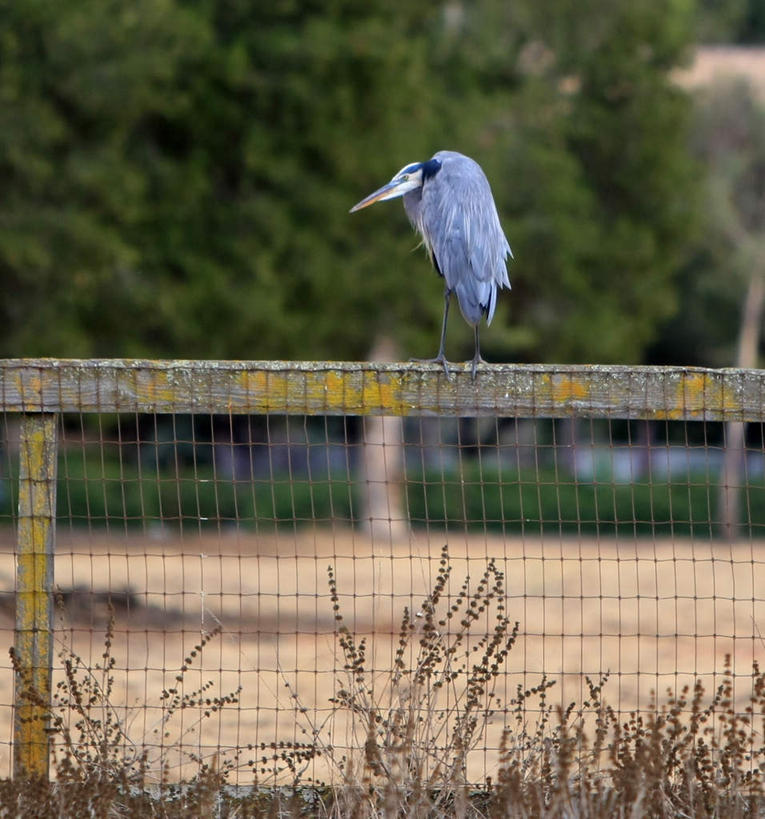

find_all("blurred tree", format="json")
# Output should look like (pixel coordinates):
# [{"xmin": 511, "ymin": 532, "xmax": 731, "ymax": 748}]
[
  {"xmin": 442, "ymin": 0, "xmax": 700, "ymax": 362},
  {"xmin": 0, "ymin": 1, "xmax": 452, "ymax": 358},
  {"xmin": 697, "ymin": 0, "xmax": 765, "ymax": 43},
  {"xmin": 0, "ymin": 0, "xmax": 209, "ymax": 355},
  {"xmin": 652, "ymin": 78, "xmax": 765, "ymax": 368},
  {"xmin": 0, "ymin": 0, "xmax": 699, "ymax": 365},
  {"xmin": 681, "ymin": 78, "xmax": 765, "ymax": 537},
  {"xmin": 129, "ymin": 2, "xmax": 452, "ymax": 360},
  {"xmin": 696, "ymin": 0, "xmax": 748, "ymax": 42}
]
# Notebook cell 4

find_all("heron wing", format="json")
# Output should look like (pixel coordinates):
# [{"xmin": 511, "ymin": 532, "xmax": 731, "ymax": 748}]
[{"xmin": 421, "ymin": 152, "xmax": 511, "ymax": 325}]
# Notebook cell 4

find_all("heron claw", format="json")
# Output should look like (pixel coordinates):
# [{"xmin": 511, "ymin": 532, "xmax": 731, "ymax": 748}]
[
  {"xmin": 409, "ymin": 354, "xmax": 452, "ymax": 380},
  {"xmin": 469, "ymin": 354, "xmax": 487, "ymax": 381}
]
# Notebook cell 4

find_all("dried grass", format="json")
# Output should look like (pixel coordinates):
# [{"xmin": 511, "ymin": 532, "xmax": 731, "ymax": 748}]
[{"xmin": 3, "ymin": 545, "xmax": 763, "ymax": 817}]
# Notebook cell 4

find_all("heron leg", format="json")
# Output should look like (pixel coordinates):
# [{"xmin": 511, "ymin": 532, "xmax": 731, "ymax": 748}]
[
  {"xmin": 469, "ymin": 324, "xmax": 486, "ymax": 380},
  {"xmin": 410, "ymin": 289, "xmax": 452, "ymax": 378},
  {"xmin": 435, "ymin": 289, "xmax": 451, "ymax": 361}
]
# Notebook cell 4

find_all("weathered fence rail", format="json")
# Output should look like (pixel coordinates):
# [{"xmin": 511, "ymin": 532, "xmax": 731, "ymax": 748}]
[
  {"xmin": 3, "ymin": 358, "xmax": 765, "ymax": 419},
  {"xmin": 2, "ymin": 359, "xmax": 764, "ymax": 782}
]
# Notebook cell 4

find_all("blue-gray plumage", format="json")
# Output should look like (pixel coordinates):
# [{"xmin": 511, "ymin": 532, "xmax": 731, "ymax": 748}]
[{"xmin": 350, "ymin": 150, "xmax": 512, "ymax": 379}]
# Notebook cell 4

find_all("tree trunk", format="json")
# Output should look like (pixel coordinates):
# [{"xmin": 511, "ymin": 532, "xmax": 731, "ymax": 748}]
[
  {"xmin": 719, "ymin": 272, "xmax": 765, "ymax": 540},
  {"xmin": 359, "ymin": 336, "xmax": 408, "ymax": 542}
]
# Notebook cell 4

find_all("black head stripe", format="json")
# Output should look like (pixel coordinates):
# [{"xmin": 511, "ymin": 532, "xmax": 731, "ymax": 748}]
[{"xmin": 421, "ymin": 158, "xmax": 442, "ymax": 181}]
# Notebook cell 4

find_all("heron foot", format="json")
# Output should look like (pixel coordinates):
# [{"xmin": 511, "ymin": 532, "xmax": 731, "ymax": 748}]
[
  {"xmin": 409, "ymin": 354, "xmax": 452, "ymax": 379},
  {"xmin": 468, "ymin": 353, "xmax": 487, "ymax": 381}
]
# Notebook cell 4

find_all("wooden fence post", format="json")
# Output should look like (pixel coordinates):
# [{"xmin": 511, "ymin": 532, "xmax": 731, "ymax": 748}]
[{"xmin": 13, "ymin": 413, "xmax": 57, "ymax": 780}]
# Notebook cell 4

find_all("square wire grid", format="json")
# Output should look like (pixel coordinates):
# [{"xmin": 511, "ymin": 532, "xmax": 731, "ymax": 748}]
[{"xmin": 0, "ymin": 362, "xmax": 763, "ymax": 784}]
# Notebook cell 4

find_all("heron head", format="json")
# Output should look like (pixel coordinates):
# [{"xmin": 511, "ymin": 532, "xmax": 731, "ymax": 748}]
[{"xmin": 349, "ymin": 162, "xmax": 425, "ymax": 213}]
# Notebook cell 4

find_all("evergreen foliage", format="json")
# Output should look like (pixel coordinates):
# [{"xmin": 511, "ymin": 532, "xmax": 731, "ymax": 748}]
[
  {"xmin": 651, "ymin": 77, "xmax": 765, "ymax": 366},
  {"xmin": 0, "ymin": 1, "xmax": 699, "ymax": 364},
  {"xmin": 697, "ymin": 0, "xmax": 765, "ymax": 43}
]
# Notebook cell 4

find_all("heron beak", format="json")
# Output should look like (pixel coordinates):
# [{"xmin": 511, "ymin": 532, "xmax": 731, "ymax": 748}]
[{"xmin": 349, "ymin": 180, "xmax": 409, "ymax": 213}]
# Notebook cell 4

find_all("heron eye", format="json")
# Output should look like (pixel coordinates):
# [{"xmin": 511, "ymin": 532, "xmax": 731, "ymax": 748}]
[{"xmin": 402, "ymin": 174, "xmax": 409, "ymax": 181}]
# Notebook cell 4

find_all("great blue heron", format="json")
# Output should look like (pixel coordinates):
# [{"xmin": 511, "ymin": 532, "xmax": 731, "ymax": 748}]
[{"xmin": 350, "ymin": 150, "xmax": 512, "ymax": 379}]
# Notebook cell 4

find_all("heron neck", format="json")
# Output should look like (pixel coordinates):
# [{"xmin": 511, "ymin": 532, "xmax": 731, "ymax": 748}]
[{"xmin": 403, "ymin": 188, "xmax": 422, "ymax": 228}]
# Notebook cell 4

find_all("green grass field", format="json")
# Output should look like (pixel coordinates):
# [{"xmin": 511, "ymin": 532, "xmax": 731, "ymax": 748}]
[{"xmin": 2, "ymin": 449, "xmax": 763, "ymax": 539}]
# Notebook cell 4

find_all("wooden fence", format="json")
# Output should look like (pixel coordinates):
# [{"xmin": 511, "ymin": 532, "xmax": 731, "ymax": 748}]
[{"xmin": 3, "ymin": 358, "xmax": 765, "ymax": 780}]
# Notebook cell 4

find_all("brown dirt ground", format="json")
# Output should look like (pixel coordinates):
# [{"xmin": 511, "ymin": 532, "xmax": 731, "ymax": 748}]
[{"xmin": 0, "ymin": 526, "xmax": 763, "ymax": 784}]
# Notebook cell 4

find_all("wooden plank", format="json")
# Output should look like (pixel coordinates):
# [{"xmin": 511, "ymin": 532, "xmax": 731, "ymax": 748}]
[
  {"xmin": 13, "ymin": 413, "xmax": 57, "ymax": 780},
  {"xmin": 1, "ymin": 359, "xmax": 764, "ymax": 420}
]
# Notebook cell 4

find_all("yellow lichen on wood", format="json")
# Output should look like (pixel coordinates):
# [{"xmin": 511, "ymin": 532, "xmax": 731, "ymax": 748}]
[
  {"xmin": 682, "ymin": 371, "xmax": 740, "ymax": 418},
  {"xmin": 235, "ymin": 366, "xmax": 415, "ymax": 415},
  {"xmin": 645, "ymin": 372, "xmax": 744, "ymax": 421},
  {"xmin": 371, "ymin": 374, "xmax": 411, "ymax": 416},
  {"xmin": 549, "ymin": 373, "xmax": 591, "ymax": 407},
  {"xmin": 14, "ymin": 413, "xmax": 57, "ymax": 780},
  {"xmin": 135, "ymin": 372, "xmax": 177, "ymax": 408}
]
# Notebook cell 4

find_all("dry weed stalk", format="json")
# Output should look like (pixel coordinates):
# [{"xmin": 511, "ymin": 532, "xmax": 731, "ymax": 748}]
[
  {"xmin": 490, "ymin": 656, "xmax": 765, "ymax": 817},
  {"xmin": 8, "ymin": 612, "xmax": 243, "ymax": 816},
  {"xmin": 264, "ymin": 544, "xmax": 537, "ymax": 817}
]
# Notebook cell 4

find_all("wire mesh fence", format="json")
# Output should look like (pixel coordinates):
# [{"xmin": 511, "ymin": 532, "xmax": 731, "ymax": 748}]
[{"xmin": 0, "ymin": 360, "xmax": 764, "ymax": 786}]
